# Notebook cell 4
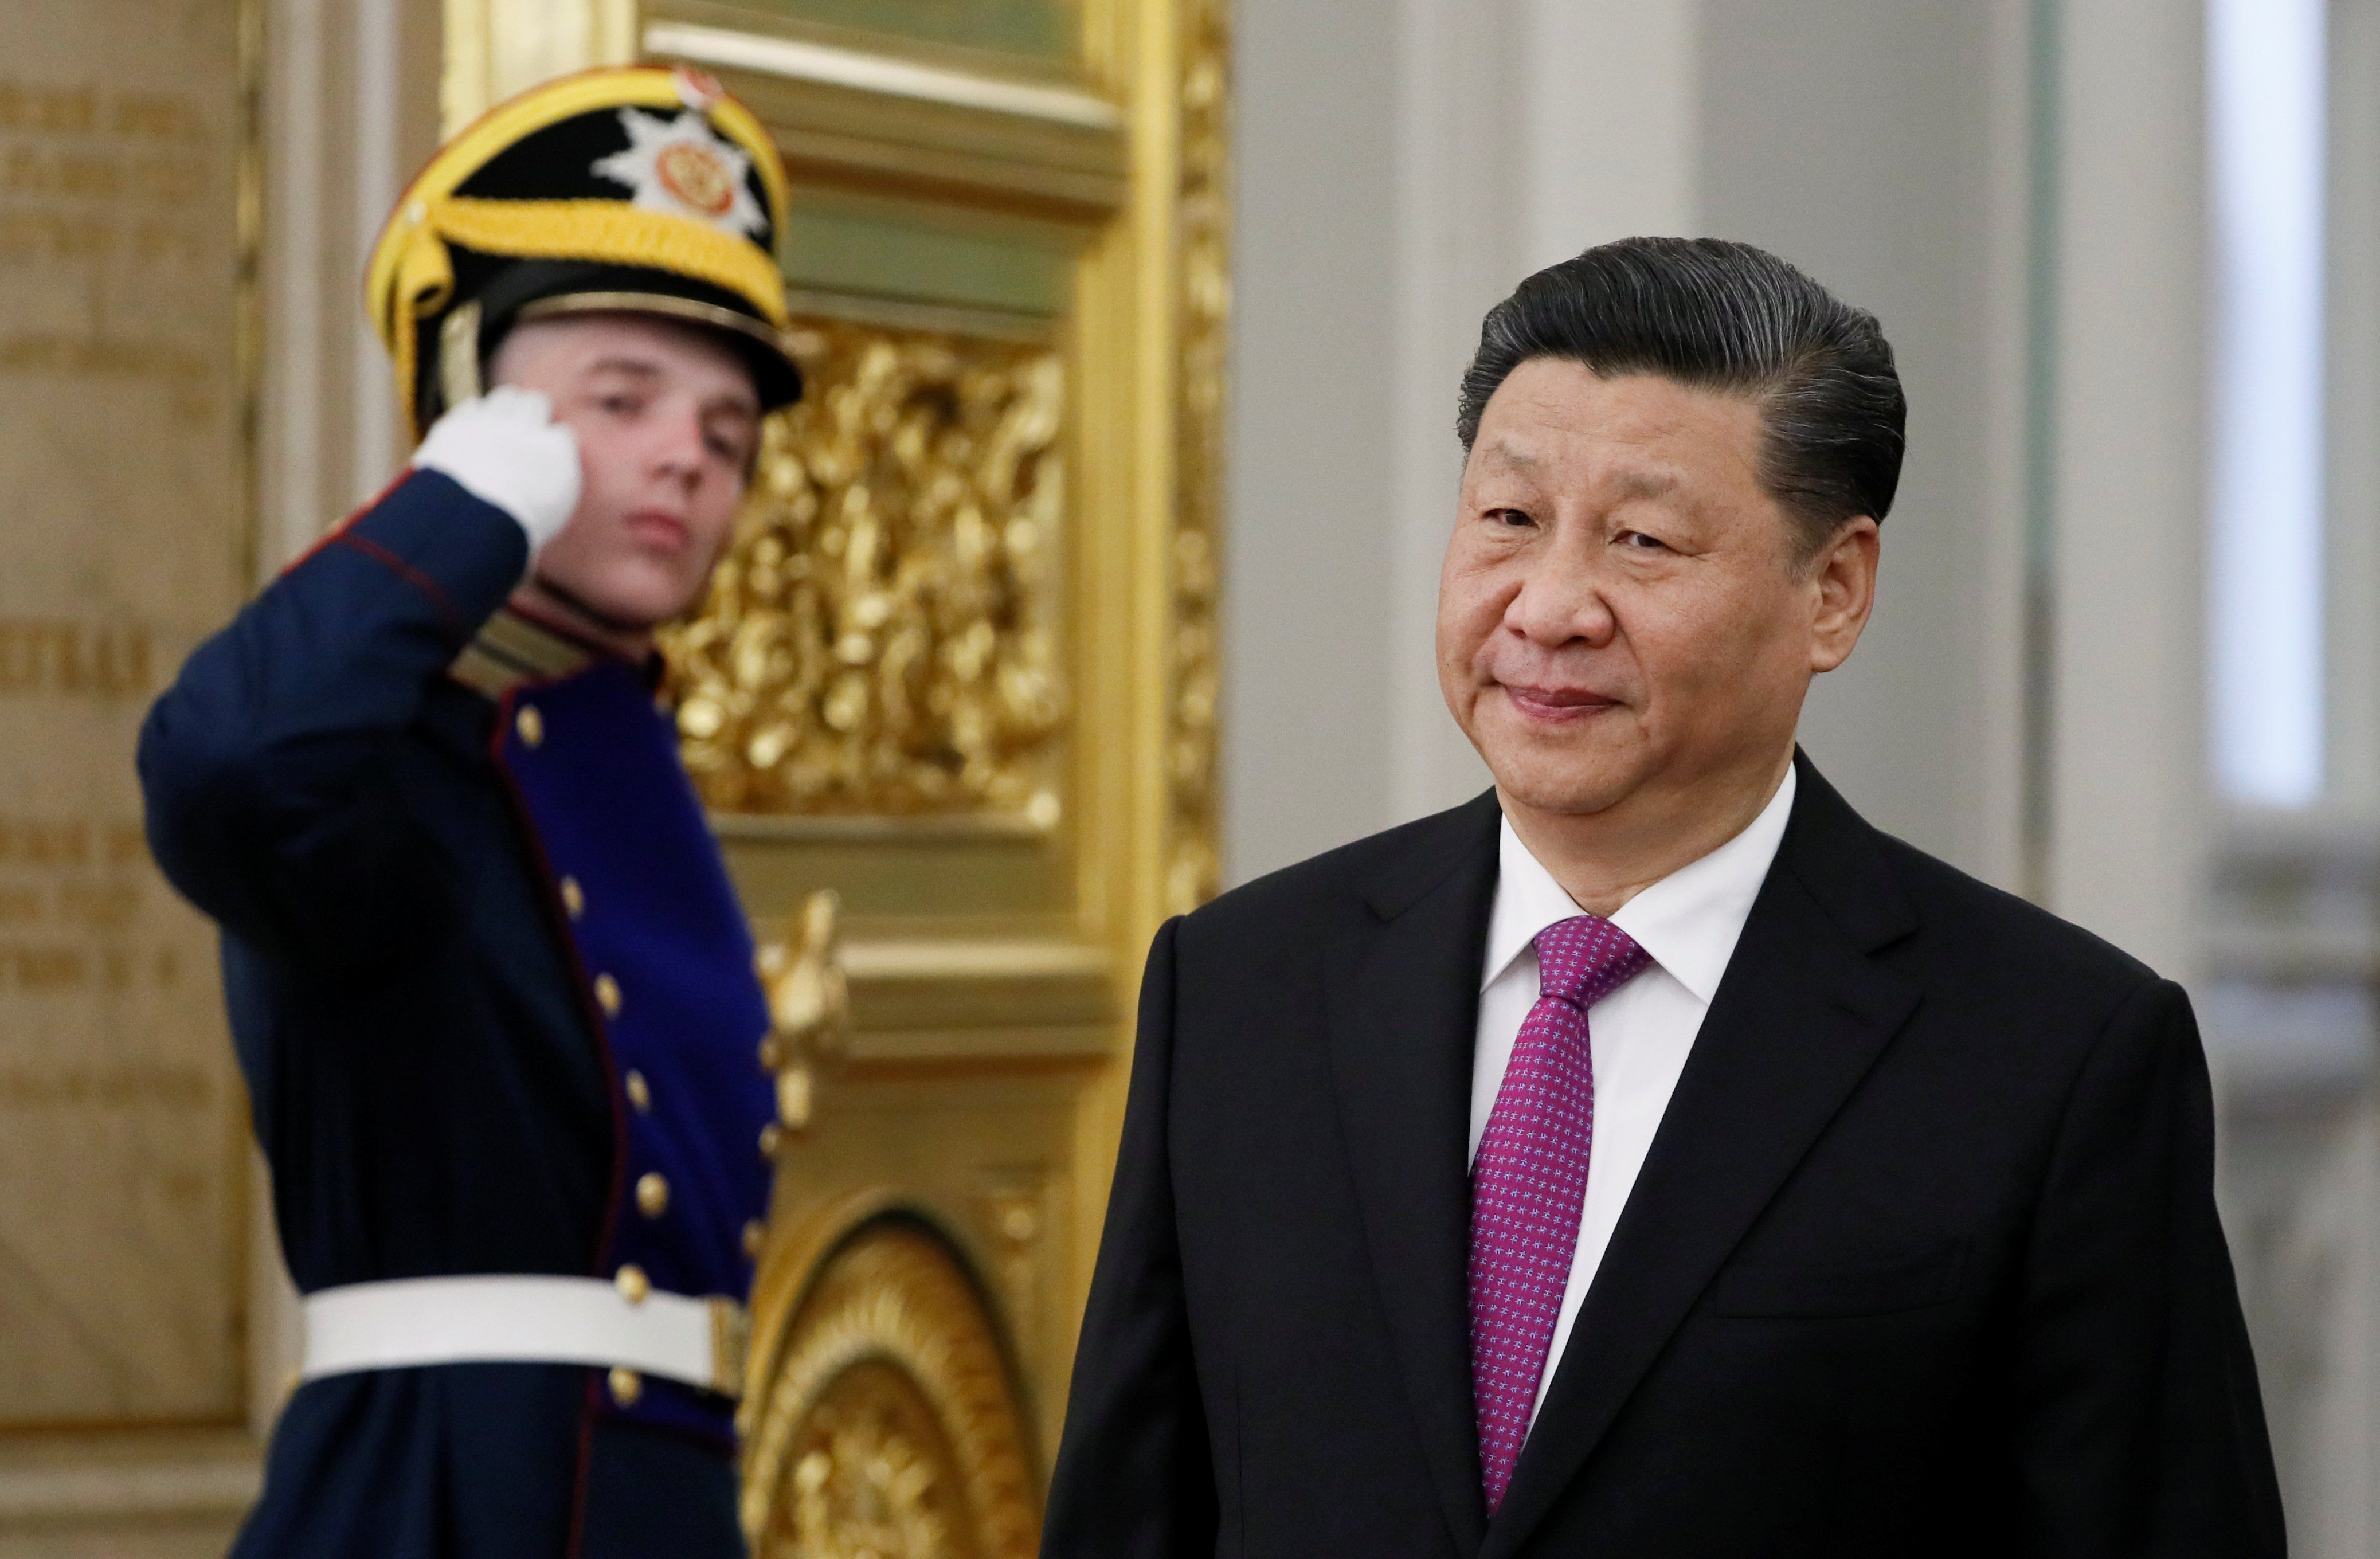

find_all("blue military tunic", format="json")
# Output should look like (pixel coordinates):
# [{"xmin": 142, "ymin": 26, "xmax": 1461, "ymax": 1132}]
[{"xmin": 138, "ymin": 468, "xmax": 777, "ymax": 1558}]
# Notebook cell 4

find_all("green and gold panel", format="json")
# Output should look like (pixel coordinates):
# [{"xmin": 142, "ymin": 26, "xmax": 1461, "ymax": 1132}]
[
  {"xmin": 781, "ymin": 194, "xmax": 1074, "ymax": 318},
  {"xmin": 646, "ymin": 36, "xmax": 1117, "ymax": 1513},
  {"xmin": 666, "ymin": 198, "xmax": 1090, "ymax": 943},
  {"xmin": 660, "ymin": 0, "xmax": 1081, "ymax": 69},
  {"xmin": 628, "ymin": 0, "xmax": 1224, "ymax": 1549}
]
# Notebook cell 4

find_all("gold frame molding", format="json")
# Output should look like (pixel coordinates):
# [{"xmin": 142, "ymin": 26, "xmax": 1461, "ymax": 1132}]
[
  {"xmin": 441, "ymin": 0, "xmax": 639, "ymax": 136},
  {"xmin": 1166, "ymin": 0, "xmax": 1227, "ymax": 914}
]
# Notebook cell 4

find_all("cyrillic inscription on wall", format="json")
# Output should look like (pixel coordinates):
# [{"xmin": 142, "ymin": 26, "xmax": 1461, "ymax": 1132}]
[{"xmin": 0, "ymin": 2, "xmax": 246, "ymax": 1426}]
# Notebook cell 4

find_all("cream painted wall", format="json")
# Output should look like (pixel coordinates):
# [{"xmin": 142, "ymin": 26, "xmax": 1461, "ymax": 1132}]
[
  {"xmin": 1222, "ymin": 2, "xmax": 2380, "ymax": 1544},
  {"xmin": 2045, "ymin": 0, "xmax": 2209, "ymax": 979},
  {"xmin": 1696, "ymin": 0, "xmax": 2029, "ymax": 891},
  {"xmin": 1226, "ymin": 0, "xmax": 2036, "ymax": 896},
  {"xmin": 1227, "ymin": 0, "xmax": 1723, "ymax": 886},
  {"xmin": 1222, "ymin": 0, "xmax": 1405, "ymax": 882}
]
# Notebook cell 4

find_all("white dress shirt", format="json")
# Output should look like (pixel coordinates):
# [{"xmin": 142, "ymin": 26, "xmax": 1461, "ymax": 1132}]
[{"xmin": 1469, "ymin": 765, "xmax": 1796, "ymax": 1425}]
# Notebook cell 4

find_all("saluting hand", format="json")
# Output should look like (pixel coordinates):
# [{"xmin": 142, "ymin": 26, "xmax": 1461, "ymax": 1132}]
[{"xmin": 410, "ymin": 386, "xmax": 584, "ymax": 552}]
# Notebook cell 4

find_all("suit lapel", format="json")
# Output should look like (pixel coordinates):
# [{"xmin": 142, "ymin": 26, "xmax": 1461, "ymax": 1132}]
[
  {"xmin": 1481, "ymin": 758, "xmax": 1922, "ymax": 1559},
  {"xmin": 1325, "ymin": 792, "xmax": 1502, "ymax": 1559}
]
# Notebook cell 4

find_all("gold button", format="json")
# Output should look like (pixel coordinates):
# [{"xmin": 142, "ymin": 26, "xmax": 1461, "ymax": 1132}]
[
  {"xmin": 614, "ymin": 1263, "xmax": 649, "ymax": 1305},
  {"xmin": 515, "ymin": 704, "xmax": 544, "ymax": 748},
  {"xmin": 594, "ymin": 974, "xmax": 621, "ymax": 1017},
  {"xmin": 758, "ymin": 1122, "xmax": 783, "ymax": 1158},
  {"xmin": 608, "ymin": 1366, "xmax": 642, "ymax": 1407},
  {"xmin": 636, "ymin": 1172, "xmax": 670, "ymax": 1218},
  {"xmin": 559, "ymin": 876, "xmax": 585, "ymax": 919},
  {"xmin": 742, "ymin": 1219, "xmax": 765, "ymax": 1257},
  {"xmin": 757, "ymin": 1036, "xmax": 781, "ymax": 1071},
  {"xmin": 777, "ymin": 1065, "xmax": 812, "ymax": 1130},
  {"xmin": 624, "ymin": 1070, "xmax": 651, "ymax": 1113}
]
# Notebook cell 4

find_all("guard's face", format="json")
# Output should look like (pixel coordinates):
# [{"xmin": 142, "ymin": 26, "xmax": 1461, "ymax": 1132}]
[
  {"xmin": 494, "ymin": 312, "xmax": 760, "ymax": 628},
  {"xmin": 1437, "ymin": 361, "xmax": 1877, "ymax": 827}
]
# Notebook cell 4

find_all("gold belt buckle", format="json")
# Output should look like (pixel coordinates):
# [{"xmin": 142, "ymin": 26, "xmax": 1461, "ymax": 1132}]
[{"xmin": 707, "ymin": 1295, "xmax": 750, "ymax": 1398}]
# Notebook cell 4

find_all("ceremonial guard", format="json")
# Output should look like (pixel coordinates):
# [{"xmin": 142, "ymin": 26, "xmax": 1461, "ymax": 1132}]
[{"xmin": 139, "ymin": 66, "xmax": 803, "ymax": 1557}]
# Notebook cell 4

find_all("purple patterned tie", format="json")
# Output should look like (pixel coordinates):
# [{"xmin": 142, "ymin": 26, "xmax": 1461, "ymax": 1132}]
[{"xmin": 1469, "ymin": 914, "xmax": 1650, "ymax": 1514}]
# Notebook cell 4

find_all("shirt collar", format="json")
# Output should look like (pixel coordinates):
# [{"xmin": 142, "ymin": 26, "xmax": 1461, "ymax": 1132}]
[{"xmin": 1480, "ymin": 764, "xmax": 1798, "ymax": 1005}]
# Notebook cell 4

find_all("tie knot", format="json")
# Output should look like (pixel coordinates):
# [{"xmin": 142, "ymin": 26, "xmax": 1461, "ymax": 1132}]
[{"xmin": 1532, "ymin": 915, "xmax": 1649, "ymax": 1009}]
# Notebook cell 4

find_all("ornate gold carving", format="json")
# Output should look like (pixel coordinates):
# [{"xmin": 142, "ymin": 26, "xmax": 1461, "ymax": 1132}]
[
  {"xmin": 970, "ymin": 1168, "xmax": 1052, "ymax": 1381},
  {"xmin": 1167, "ymin": 0, "xmax": 1231, "ymax": 913},
  {"xmin": 741, "ymin": 1217, "xmax": 1040, "ymax": 1559},
  {"xmin": 756, "ymin": 888, "xmax": 850, "ymax": 1147},
  {"xmin": 664, "ymin": 319, "xmax": 1068, "ymax": 820}
]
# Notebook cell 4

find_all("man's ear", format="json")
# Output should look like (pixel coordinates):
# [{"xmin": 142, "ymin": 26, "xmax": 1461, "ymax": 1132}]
[{"xmin": 1808, "ymin": 515, "xmax": 1880, "ymax": 674}]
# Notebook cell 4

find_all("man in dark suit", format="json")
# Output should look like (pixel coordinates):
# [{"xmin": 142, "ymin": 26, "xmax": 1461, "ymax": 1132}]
[{"xmin": 1042, "ymin": 237, "xmax": 2284, "ymax": 1556}]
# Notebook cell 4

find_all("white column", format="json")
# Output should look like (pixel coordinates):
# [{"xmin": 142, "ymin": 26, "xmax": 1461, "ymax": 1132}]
[
  {"xmin": 260, "ymin": 0, "xmax": 329, "ymax": 577},
  {"xmin": 1229, "ymin": 0, "xmax": 1706, "ymax": 883},
  {"xmin": 1383, "ymin": 0, "xmax": 1705, "ymax": 833},
  {"xmin": 1383, "ymin": 0, "xmax": 1514, "ymax": 827},
  {"xmin": 351, "ymin": 0, "xmax": 403, "ymax": 496},
  {"xmin": 2045, "ymin": 0, "xmax": 2206, "ymax": 979},
  {"xmin": 1513, "ymin": 0, "xmax": 1698, "ymax": 268},
  {"xmin": 1223, "ymin": 0, "xmax": 1404, "ymax": 882},
  {"xmin": 250, "ymin": 0, "xmax": 443, "ymax": 1431},
  {"xmin": 2327, "ymin": 0, "xmax": 2380, "ymax": 814},
  {"xmin": 1694, "ymin": 0, "xmax": 2029, "ymax": 889}
]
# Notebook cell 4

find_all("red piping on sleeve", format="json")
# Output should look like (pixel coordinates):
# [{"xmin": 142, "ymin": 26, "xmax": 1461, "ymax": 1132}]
[{"xmin": 332, "ymin": 530, "xmax": 467, "ymax": 635}]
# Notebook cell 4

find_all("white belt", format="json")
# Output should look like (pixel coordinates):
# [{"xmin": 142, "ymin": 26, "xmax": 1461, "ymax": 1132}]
[{"xmin": 300, "ymin": 1276, "xmax": 747, "ymax": 1397}]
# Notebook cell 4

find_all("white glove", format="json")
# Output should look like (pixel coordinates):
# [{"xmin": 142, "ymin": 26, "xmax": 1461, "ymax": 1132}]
[{"xmin": 410, "ymin": 386, "xmax": 583, "ymax": 553}]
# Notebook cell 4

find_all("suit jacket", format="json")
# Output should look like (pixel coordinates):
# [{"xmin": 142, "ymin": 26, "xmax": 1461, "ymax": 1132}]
[{"xmin": 1042, "ymin": 755, "xmax": 2284, "ymax": 1558}]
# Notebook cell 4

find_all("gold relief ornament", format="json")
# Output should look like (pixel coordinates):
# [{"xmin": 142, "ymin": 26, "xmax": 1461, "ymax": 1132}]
[
  {"xmin": 663, "ymin": 320, "xmax": 1067, "ymax": 818},
  {"xmin": 741, "ymin": 1219, "xmax": 1040, "ymax": 1559},
  {"xmin": 783, "ymin": 1365, "xmax": 960, "ymax": 1559},
  {"xmin": 1166, "ymin": 0, "xmax": 1232, "ymax": 913},
  {"xmin": 754, "ymin": 888, "xmax": 850, "ymax": 1141}
]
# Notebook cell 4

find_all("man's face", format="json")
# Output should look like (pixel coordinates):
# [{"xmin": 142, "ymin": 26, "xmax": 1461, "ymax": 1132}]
[
  {"xmin": 1438, "ymin": 359, "xmax": 1876, "ymax": 823},
  {"xmin": 492, "ymin": 312, "xmax": 761, "ymax": 627}
]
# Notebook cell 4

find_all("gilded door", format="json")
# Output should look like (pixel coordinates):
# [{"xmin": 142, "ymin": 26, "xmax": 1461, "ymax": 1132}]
[{"xmin": 441, "ymin": 2, "xmax": 1227, "ymax": 1552}]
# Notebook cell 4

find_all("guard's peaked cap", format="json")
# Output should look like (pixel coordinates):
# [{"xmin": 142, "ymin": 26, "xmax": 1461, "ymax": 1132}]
[{"xmin": 366, "ymin": 64, "xmax": 801, "ymax": 438}]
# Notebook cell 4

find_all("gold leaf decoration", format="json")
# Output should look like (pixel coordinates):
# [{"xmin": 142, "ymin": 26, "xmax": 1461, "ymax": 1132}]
[
  {"xmin": 778, "ymin": 1361, "xmax": 972, "ymax": 1559},
  {"xmin": 741, "ymin": 1219, "xmax": 1040, "ymax": 1559},
  {"xmin": 665, "ymin": 319, "xmax": 1067, "ymax": 818},
  {"xmin": 1167, "ymin": 0, "xmax": 1231, "ymax": 912}
]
